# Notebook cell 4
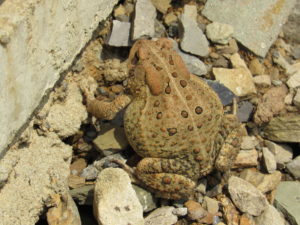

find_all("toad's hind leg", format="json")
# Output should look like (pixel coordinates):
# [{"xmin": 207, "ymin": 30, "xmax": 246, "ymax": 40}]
[
  {"xmin": 215, "ymin": 114, "xmax": 242, "ymax": 172},
  {"xmin": 135, "ymin": 158, "xmax": 197, "ymax": 199}
]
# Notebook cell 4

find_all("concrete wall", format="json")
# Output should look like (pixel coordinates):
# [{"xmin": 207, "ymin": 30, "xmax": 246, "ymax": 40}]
[{"xmin": 0, "ymin": 0, "xmax": 118, "ymax": 158}]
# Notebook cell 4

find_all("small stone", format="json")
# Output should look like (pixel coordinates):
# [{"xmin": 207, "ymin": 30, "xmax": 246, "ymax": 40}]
[
  {"xmin": 249, "ymin": 58, "xmax": 265, "ymax": 75},
  {"xmin": 114, "ymin": 5, "xmax": 127, "ymax": 20},
  {"xmin": 133, "ymin": 0, "xmax": 156, "ymax": 40},
  {"xmin": 228, "ymin": 176, "xmax": 268, "ymax": 216},
  {"xmin": 293, "ymin": 88, "xmax": 300, "ymax": 108},
  {"xmin": 264, "ymin": 141, "xmax": 293, "ymax": 167},
  {"xmin": 262, "ymin": 114, "xmax": 300, "ymax": 142},
  {"xmin": 237, "ymin": 101, "xmax": 254, "ymax": 122},
  {"xmin": 150, "ymin": 0, "xmax": 171, "ymax": 13},
  {"xmin": 184, "ymin": 200, "xmax": 207, "ymax": 221},
  {"xmin": 218, "ymin": 196, "xmax": 240, "ymax": 225},
  {"xmin": 253, "ymin": 75, "xmax": 271, "ymax": 87},
  {"xmin": 70, "ymin": 158, "xmax": 87, "ymax": 175},
  {"xmin": 70, "ymin": 184, "xmax": 94, "ymax": 205},
  {"xmin": 107, "ymin": 20, "xmax": 131, "ymax": 47},
  {"xmin": 145, "ymin": 206, "xmax": 178, "ymax": 225},
  {"xmin": 179, "ymin": 5, "xmax": 209, "ymax": 57},
  {"xmin": 240, "ymin": 169, "xmax": 282, "ymax": 194},
  {"xmin": 286, "ymin": 72, "xmax": 300, "ymax": 89},
  {"xmin": 164, "ymin": 12, "xmax": 177, "ymax": 25},
  {"xmin": 213, "ymin": 53, "xmax": 256, "ymax": 97},
  {"xmin": 287, "ymin": 62, "xmax": 300, "ymax": 76},
  {"xmin": 80, "ymin": 164, "xmax": 99, "ymax": 180},
  {"xmin": 212, "ymin": 56, "xmax": 229, "ymax": 68},
  {"xmin": 233, "ymin": 149, "xmax": 258, "ymax": 168},
  {"xmin": 172, "ymin": 207, "xmax": 188, "ymax": 217},
  {"xmin": 241, "ymin": 136, "xmax": 259, "ymax": 150},
  {"xmin": 205, "ymin": 80, "xmax": 235, "ymax": 106},
  {"xmin": 262, "ymin": 147, "xmax": 277, "ymax": 173},
  {"xmin": 132, "ymin": 184, "xmax": 157, "ymax": 213},
  {"xmin": 93, "ymin": 124, "xmax": 129, "ymax": 156},
  {"xmin": 206, "ymin": 22, "xmax": 234, "ymax": 45},
  {"xmin": 203, "ymin": 196, "xmax": 219, "ymax": 215},
  {"xmin": 286, "ymin": 156, "xmax": 300, "ymax": 179},
  {"xmin": 255, "ymin": 204, "xmax": 285, "ymax": 225},
  {"xmin": 285, "ymin": 92, "xmax": 294, "ymax": 105},
  {"xmin": 254, "ymin": 85, "xmax": 288, "ymax": 125},
  {"xmin": 68, "ymin": 175, "xmax": 86, "ymax": 189},
  {"xmin": 275, "ymin": 181, "xmax": 300, "ymax": 225},
  {"xmin": 93, "ymin": 168, "xmax": 144, "ymax": 225}
]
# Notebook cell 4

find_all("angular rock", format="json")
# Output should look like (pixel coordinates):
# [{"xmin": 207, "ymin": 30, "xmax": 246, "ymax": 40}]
[
  {"xmin": 172, "ymin": 207, "xmax": 188, "ymax": 217},
  {"xmin": 204, "ymin": 196, "xmax": 219, "ymax": 215},
  {"xmin": 107, "ymin": 20, "xmax": 131, "ymax": 47},
  {"xmin": 145, "ymin": 206, "xmax": 177, "ymax": 225},
  {"xmin": 93, "ymin": 168, "xmax": 144, "ymax": 225},
  {"xmin": 239, "ymin": 169, "xmax": 282, "ymax": 193},
  {"xmin": 275, "ymin": 181, "xmax": 300, "ymax": 225},
  {"xmin": 283, "ymin": 0, "xmax": 300, "ymax": 45},
  {"xmin": 202, "ymin": 0, "xmax": 297, "ymax": 57},
  {"xmin": 218, "ymin": 196, "xmax": 240, "ymax": 225},
  {"xmin": 233, "ymin": 149, "xmax": 258, "ymax": 168},
  {"xmin": 133, "ymin": 0, "xmax": 156, "ymax": 40},
  {"xmin": 68, "ymin": 174, "xmax": 86, "ymax": 189},
  {"xmin": 228, "ymin": 176, "xmax": 268, "ymax": 216},
  {"xmin": 151, "ymin": 0, "xmax": 171, "ymax": 13},
  {"xmin": 262, "ymin": 147, "xmax": 277, "ymax": 173},
  {"xmin": 213, "ymin": 53, "xmax": 256, "ymax": 96},
  {"xmin": 237, "ymin": 101, "xmax": 254, "ymax": 122},
  {"xmin": 179, "ymin": 5, "xmax": 209, "ymax": 57},
  {"xmin": 293, "ymin": 88, "xmax": 300, "ymax": 108},
  {"xmin": 206, "ymin": 22, "xmax": 234, "ymax": 45},
  {"xmin": 132, "ymin": 184, "xmax": 157, "ymax": 213},
  {"xmin": 241, "ymin": 136, "xmax": 259, "ymax": 150},
  {"xmin": 255, "ymin": 204, "xmax": 285, "ymax": 225},
  {"xmin": 205, "ymin": 80, "xmax": 235, "ymax": 106},
  {"xmin": 254, "ymin": 85, "xmax": 288, "ymax": 125},
  {"xmin": 93, "ymin": 123, "xmax": 129, "ymax": 156},
  {"xmin": 262, "ymin": 114, "xmax": 300, "ymax": 142},
  {"xmin": 286, "ymin": 156, "xmax": 300, "ymax": 179},
  {"xmin": 253, "ymin": 75, "xmax": 271, "ymax": 87},
  {"xmin": 249, "ymin": 58, "xmax": 265, "ymax": 75},
  {"xmin": 264, "ymin": 140, "xmax": 293, "ymax": 167},
  {"xmin": 70, "ymin": 184, "xmax": 94, "ymax": 205},
  {"xmin": 286, "ymin": 72, "xmax": 300, "ymax": 89}
]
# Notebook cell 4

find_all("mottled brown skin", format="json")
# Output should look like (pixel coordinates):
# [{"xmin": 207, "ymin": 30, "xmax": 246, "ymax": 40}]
[{"xmin": 124, "ymin": 38, "xmax": 242, "ymax": 199}]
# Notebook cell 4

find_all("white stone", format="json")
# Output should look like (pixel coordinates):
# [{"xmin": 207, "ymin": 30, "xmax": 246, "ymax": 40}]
[
  {"xmin": 0, "ymin": 0, "xmax": 118, "ymax": 157},
  {"xmin": 93, "ymin": 168, "xmax": 144, "ymax": 225},
  {"xmin": 253, "ymin": 75, "xmax": 272, "ymax": 87},
  {"xmin": 206, "ymin": 22, "xmax": 234, "ymax": 44},
  {"xmin": 204, "ymin": 196, "xmax": 219, "ymax": 214},
  {"xmin": 133, "ymin": 0, "xmax": 156, "ymax": 40},
  {"xmin": 264, "ymin": 140, "xmax": 293, "ymax": 167},
  {"xmin": 262, "ymin": 147, "xmax": 277, "ymax": 173},
  {"xmin": 145, "ymin": 206, "xmax": 178, "ymax": 225},
  {"xmin": 108, "ymin": 20, "xmax": 131, "ymax": 47},
  {"xmin": 255, "ymin": 204, "xmax": 285, "ymax": 225},
  {"xmin": 241, "ymin": 136, "xmax": 258, "ymax": 150},
  {"xmin": 293, "ymin": 88, "xmax": 300, "ymax": 108},
  {"xmin": 179, "ymin": 5, "xmax": 209, "ymax": 57},
  {"xmin": 0, "ymin": 131, "xmax": 72, "ymax": 225},
  {"xmin": 233, "ymin": 149, "xmax": 258, "ymax": 168},
  {"xmin": 286, "ymin": 156, "xmax": 300, "ymax": 179},
  {"xmin": 287, "ymin": 72, "xmax": 300, "ymax": 89},
  {"xmin": 228, "ymin": 176, "xmax": 268, "ymax": 216}
]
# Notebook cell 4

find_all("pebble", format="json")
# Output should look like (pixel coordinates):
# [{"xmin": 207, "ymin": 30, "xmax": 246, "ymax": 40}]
[
  {"xmin": 70, "ymin": 158, "xmax": 87, "ymax": 175},
  {"xmin": 293, "ymin": 88, "xmax": 300, "ymax": 108},
  {"xmin": 184, "ymin": 200, "xmax": 207, "ymax": 221},
  {"xmin": 107, "ymin": 20, "xmax": 131, "ymax": 47},
  {"xmin": 212, "ymin": 56, "xmax": 229, "ymax": 68},
  {"xmin": 285, "ymin": 92, "xmax": 294, "ymax": 105},
  {"xmin": 68, "ymin": 174, "xmax": 86, "ymax": 189},
  {"xmin": 206, "ymin": 22, "xmax": 234, "ymax": 45},
  {"xmin": 205, "ymin": 80, "xmax": 235, "ymax": 106},
  {"xmin": 264, "ymin": 140, "xmax": 293, "ymax": 168},
  {"xmin": 241, "ymin": 136, "xmax": 259, "ymax": 150},
  {"xmin": 93, "ymin": 123, "xmax": 129, "ymax": 156},
  {"xmin": 164, "ymin": 12, "xmax": 177, "ymax": 25},
  {"xmin": 253, "ymin": 75, "xmax": 271, "ymax": 87},
  {"xmin": 262, "ymin": 114, "xmax": 300, "ymax": 142},
  {"xmin": 70, "ymin": 184, "xmax": 94, "ymax": 205},
  {"xmin": 151, "ymin": 0, "xmax": 171, "ymax": 14},
  {"xmin": 286, "ymin": 72, "xmax": 300, "ymax": 89},
  {"xmin": 275, "ymin": 181, "xmax": 300, "ymax": 225},
  {"xmin": 132, "ymin": 184, "xmax": 157, "ymax": 213},
  {"xmin": 218, "ymin": 196, "xmax": 240, "ymax": 225},
  {"xmin": 172, "ymin": 207, "xmax": 188, "ymax": 217},
  {"xmin": 239, "ymin": 169, "xmax": 282, "ymax": 194},
  {"xmin": 228, "ymin": 176, "xmax": 268, "ymax": 216},
  {"xmin": 203, "ymin": 196, "xmax": 219, "ymax": 215},
  {"xmin": 145, "ymin": 206, "xmax": 178, "ymax": 225},
  {"xmin": 255, "ymin": 204, "xmax": 285, "ymax": 225},
  {"xmin": 133, "ymin": 0, "xmax": 156, "ymax": 40},
  {"xmin": 213, "ymin": 53, "xmax": 256, "ymax": 96},
  {"xmin": 202, "ymin": 0, "xmax": 297, "ymax": 57},
  {"xmin": 262, "ymin": 147, "xmax": 277, "ymax": 173},
  {"xmin": 233, "ymin": 149, "xmax": 258, "ymax": 168},
  {"xmin": 93, "ymin": 168, "xmax": 144, "ymax": 225},
  {"xmin": 179, "ymin": 5, "xmax": 209, "ymax": 57},
  {"xmin": 248, "ymin": 58, "xmax": 265, "ymax": 75},
  {"xmin": 237, "ymin": 101, "xmax": 254, "ymax": 122},
  {"xmin": 286, "ymin": 156, "xmax": 300, "ymax": 179}
]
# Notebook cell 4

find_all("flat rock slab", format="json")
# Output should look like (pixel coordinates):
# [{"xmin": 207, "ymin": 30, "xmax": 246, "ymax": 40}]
[
  {"xmin": 275, "ymin": 181, "xmax": 300, "ymax": 225},
  {"xmin": 202, "ymin": 0, "xmax": 296, "ymax": 57}
]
